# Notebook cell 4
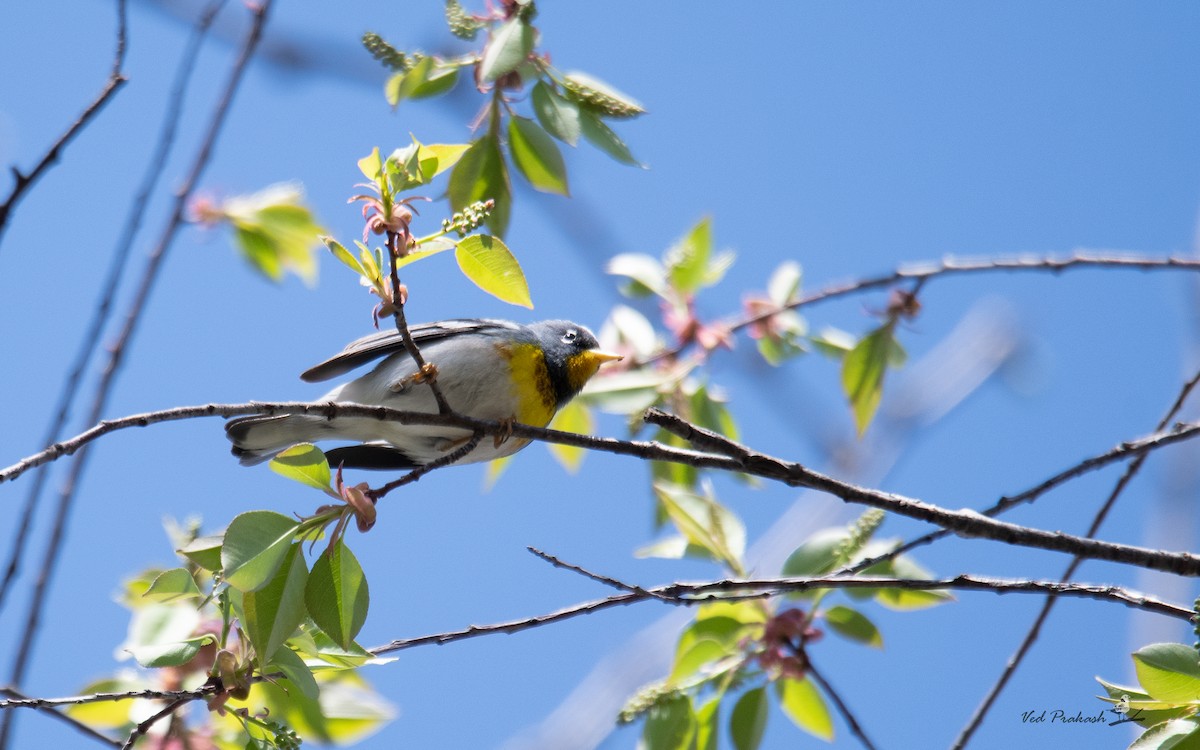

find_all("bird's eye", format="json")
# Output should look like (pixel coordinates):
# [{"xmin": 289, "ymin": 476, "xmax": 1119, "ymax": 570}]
[{"xmin": 562, "ymin": 329, "xmax": 577, "ymax": 344}]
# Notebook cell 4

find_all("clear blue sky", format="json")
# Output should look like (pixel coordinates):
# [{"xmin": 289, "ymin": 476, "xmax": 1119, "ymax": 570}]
[{"xmin": 2, "ymin": 2, "xmax": 1199, "ymax": 748}]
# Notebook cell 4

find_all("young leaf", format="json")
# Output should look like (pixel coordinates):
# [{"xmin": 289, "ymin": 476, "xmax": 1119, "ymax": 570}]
[
  {"xmin": 385, "ymin": 56, "xmax": 441, "ymax": 106},
  {"xmin": 243, "ymin": 542, "xmax": 309, "ymax": 666},
  {"xmin": 357, "ymin": 148, "xmax": 383, "ymax": 181},
  {"xmin": 1127, "ymin": 718, "xmax": 1200, "ymax": 749},
  {"xmin": 478, "ymin": 17, "xmax": 534, "ymax": 81},
  {"xmin": 666, "ymin": 218, "xmax": 714, "ymax": 295},
  {"xmin": 223, "ymin": 184, "xmax": 323, "ymax": 285},
  {"xmin": 323, "ymin": 236, "xmax": 365, "ymax": 276},
  {"xmin": 305, "ymin": 540, "xmax": 370, "ymax": 650},
  {"xmin": 1134, "ymin": 644, "xmax": 1200, "ymax": 703},
  {"xmin": 416, "ymin": 141, "xmax": 471, "ymax": 182},
  {"xmin": 222, "ymin": 511, "xmax": 301, "ymax": 593},
  {"xmin": 824, "ymin": 605, "xmax": 883, "ymax": 648},
  {"xmin": 642, "ymin": 695, "xmax": 696, "ymax": 750},
  {"xmin": 670, "ymin": 638, "xmax": 730, "ymax": 682},
  {"xmin": 694, "ymin": 698, "xmax": 720, "ymax": 750},
  {"xmin": 532, "ymin": 81, "xmax": 581, "ymax": 146},
  {"xmin": 547, "ymin": 398, "xmax": 593, "ymax": 472},
  {"xmin": 842, "ymin": 322, "xmax": 897, "ymax": 436},
  {"xmin": 508, "ymin": 116, "xmax": 569, "ymax": 195},
  {"xmin": 606, "ymin": 252, "xmax": 668, "ymax": 298},
  {"xmin": 128, "ymin": 634, "xmax": 215, "ymax": 668},
  {"xmin": 177, "ymin": 534, "xmax": 224, "ymax": 572},
  {"xmin": 269, "ymin": 443, "xmax": 332, "ymax": 492},
  {"xmin": 141, "ymin": 568, "xmax": 202, "ymax": 603},
  {"xmin": 654, "ymin": 482, "xmax": 745, "ymax": 571},
  {"xmin": 730, "ymin": 687, "xmax": 769, "ymax": 750},
  {"xmin": 874, "ymin": 554, "xmax": 952, "ymax": 610},
  {"xmin": 455, "ymin": 234, "xmax": 532, "ymax": 308},
  {"xmin": 768, "ymin": 261, "xmax": 803, "ymax": 305},
  {"xmin": 448, "ymin": 135, "xmax": 512, "ymax": 236},
  {"xmin": 579, "ymin": 110, "xmax": 644, "ymax": 168},
  {"xmin": 777, "ymin": 677, "xmax": 834, "ymax": 740},
  {"xmin": 268, "ymin": 637, "xmax": 321, "ymax": 701}
]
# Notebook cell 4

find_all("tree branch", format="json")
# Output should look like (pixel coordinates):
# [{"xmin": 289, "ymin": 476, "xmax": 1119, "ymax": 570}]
[
  {"xmin": 4, "ymin": 401, "xmax": 1200, "ymax": 577},
  {"xmin": 0, "ymin": 687, "xmax": 118, "ymax": 747},
  {"xmin": 0, "ymin": 4, "xmax": 274, "ymax": 747},
  {"xmin": 0, "ymin": 0, "xmax": 128, "ymax": 248}
]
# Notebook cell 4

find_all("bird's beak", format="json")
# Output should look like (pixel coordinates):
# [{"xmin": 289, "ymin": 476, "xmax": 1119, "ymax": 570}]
[{"xmin": 589, "ymin": 349, "xmax": 625, "ymax": 365}]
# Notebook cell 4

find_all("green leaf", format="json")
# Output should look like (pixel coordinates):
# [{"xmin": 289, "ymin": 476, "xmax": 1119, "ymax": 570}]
[
  {"xmin": 606, "ymin": 252, "xmax": 668, "ymax": 298},
  {"xmin": 768, "ymin": 261, "xmax": 803, "ymax": 305},
  {"xmin": 1129, "ymin": 718, "xmax": 1200, "ymax": 750},
  {"xmin": 1135, "ymin": 644, "xmax": 1200, "ymax": 703},
  {"xmin": 268, "ymin": 642, "xmax": 320, "ymax": 701},
  {"xmin": 305, "ymin": 540, "xmax": 370, "ymax": 650},
  {"xmin": 694, "ymin": 698, "xmax": 720, "ymax": 750},
  {"xmin": 577, "ymin": 368, "xmax": 667, "ymax": 414},
  {"xmin": 634, "ymin": 535, "xmax": 689, "ymax": 560},
  {"xmin": 396, "ymin": 237, "xmax": 456, "ymax": 269},
  {"xmin": 508, "ymin": 116, "xmax": 569, "ymax": 195},
  {"xmin": 222, "ymin": 511, "xmax": 301, "ymax": 593},
  {"xmin": 781, "ymin": 529, "xmax": 847, "ymax": 578},
  {"xmin": 416, "ymin": 141, "xmax": 471, "ymax": 181},
  {"xmin": 777, "ymin": 677, "xmax": 834, "ymax": 740},
  {"xmin": 141, "ymin": 568, "xmax": 202, "ymax": 603},
  {"xmin": 269, "ymin": 443, "xmax": 332, "ymax": 492},
  {"xmin": 357, "ymin": 148, "xmax": 383, "ymax": 181},
  {"xmin": 243, "ymin": 542, "xmax": 309, "ymax": 666},
  {"xmin": 730, "ymin": 687, "xmax": 769, "ymax": 750},
  {"xmin": 128, "ymin": 634, "xmax": 215, "ymax": 668},
  {"xmin": 654, "ymin": 482, "xmax": 745, "ymax": 571},
  {"xmin": 579, "ymin": 110, "xmax": 644, "ymax": 167},
  {"xmin": 824, "ymin": 605, "xmax": 883, "ymax": 648},
  {"xmin": 119, "ymin": 603, "xmax": 200, "ymax": 657},
  {"xmin": 223, "ymin": 184, "xmax": 323, "ymax": 286},
  {"xmin": 532, "ymin": 81, "xmax": 581, "ymax": 146},
  {"xmin": 664, "ymin": 218, "xmax": 713, "ymax": 295},
  {"xmin": 547, "ymin": 398, "xmax": 592, "ymax": 471},
  {"xmin": 177, "ymin": 534, "xmax": 224, "ymax": 572},
  {"xmin": 448, "ymin": 135, "xmax": 512, "ymax": 236},
  {"xmin": 455, "ymin": 234, "xmax": 532, "ymax": 308},
  {"xmin": 384, "ymin": 56, "xmax": 458, "ymax": 106},
  {"xmin": 642, "ymin": 695, "xmax": 695, "ymax": 750},
  {"xmin": 669, "ymin": 637, "xmax": 732, "ymax": 682},
  {"xmin": 323, "ymin": 236, "xmax": 364, "ymax": 276},
  {"xmin": 842, "ymin": 322, "xmax": 897, "ymax": 436},
  {"xmin": 1096, "ymin": 677, "xmax": 1181, "ymax": 728},
  {"xmin": 479, "ymin": 18, "xmax": 534, "ymax": 81},
  {"xmin": 809, "ymin": 327, "xmax": 856, "ymax": 359},
  {"xmin": 874, "ymin": 555, "xmax": 953, "ymax": 610}
]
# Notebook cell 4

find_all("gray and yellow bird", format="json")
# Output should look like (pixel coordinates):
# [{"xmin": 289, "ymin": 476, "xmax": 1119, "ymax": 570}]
[{"xmin": 226, "ymin": 319, "xmax": 623, "ymax": 469}]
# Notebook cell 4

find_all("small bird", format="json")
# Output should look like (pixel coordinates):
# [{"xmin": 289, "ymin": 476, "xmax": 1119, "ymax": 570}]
[{"xmin": 226, "ymin": 319, "xmax": 623, "ymax": 469}]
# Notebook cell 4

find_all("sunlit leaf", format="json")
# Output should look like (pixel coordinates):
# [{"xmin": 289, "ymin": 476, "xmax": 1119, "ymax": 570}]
[
  {"xmin": 579, "ymin": 110, "xmax": 644, "ymax": 168},
  {"xmin": 269, "ymin": 642, "xmax": 320, "ymax": 701},
  {"xmin": 777, "ymin": 677, "xmax": 833, "ymax": 740},
  {"xmin": 532, "ymin": 81, "xmax": 581, "ymax": 146},
  {"xmin": 842, "ymin": 322, "xmax": 897, "ymax": 436},
  {"xmin": 606, "ymin": 252, "xmax": 668, "ymax": 298},
  {"xmin": 222, "ymin": 511, "xmax": 301, "ymax": 593},
  {"xmin": 177, "ymin": 534, "xmax": 223, "ymax": 572},
  {"xmin": 455, "ymin": 234, "xmax": 532, "ymax": 307},
  {"xmin": 694, "ymin": 698, "xmax": 720, "ymax": 750},
  {"xmin": 448, "ymin": 135, "xmax": 512, "ymax": 236},
  {"xmin": 128, "ymin": 634, "xmax": 215, "ymax": 668},
  {"xmin": 306, "ymin": 540, "xmax": 370, "ymax": 650},
  {"xmin": 243, "ymin": 542, "xmax": 309, "ymax": 666},
  {"xmin": 508, "ymin": 116, "xmax": 569, "ymax": 195},
  {"xmin": 478, "ymin": 18, "xmax": 534, "ymax": 81},
  {"xmin": 269, "ymin": 443, "xmax": 332, "ymax": 492},
  {"xmin": 141, "ymin": 568, "xmax": 202, "ymax": 603},
  {"xmin": 730, "ymin": 687, "xmax": 768, "ymax": 750},
  {"xmin": 654, "ymin": 482, "xmax": 745, "ymax": 571},
  {"xmin": 824, "ymin": 605, "xmax": 883, "ymax": 648},
  {"xmin": 1134, "ymin": 644, "xmax": 1200, "ymax": 703},
  {"xmin": 357, "ymin": 148, "xmax": 383, "ymax": 181}
]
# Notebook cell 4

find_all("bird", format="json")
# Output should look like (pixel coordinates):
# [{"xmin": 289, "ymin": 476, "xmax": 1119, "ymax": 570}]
[{"xmin": 225, "ymin": 319, "xmax": 623, "ymax": 470}]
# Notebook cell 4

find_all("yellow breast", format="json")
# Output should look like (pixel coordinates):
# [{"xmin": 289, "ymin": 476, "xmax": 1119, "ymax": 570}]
[{"xmin": 499, "ymin": 342, "xmax": 557, "ymax": 427}]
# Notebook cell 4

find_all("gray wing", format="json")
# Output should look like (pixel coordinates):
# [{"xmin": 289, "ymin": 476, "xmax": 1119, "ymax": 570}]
[{"xmin": 300, "ymin": 319, "xmax": 519, "ymax": 382}]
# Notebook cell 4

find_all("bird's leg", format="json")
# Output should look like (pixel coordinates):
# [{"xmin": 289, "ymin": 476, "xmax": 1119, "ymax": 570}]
[
  {"xmin": 389, "ymin": 362, "xmax": 440, "ymax": 393},
  {"xmin": 493, "ymin": 416, "xmax": 515, "ymax": 448}
]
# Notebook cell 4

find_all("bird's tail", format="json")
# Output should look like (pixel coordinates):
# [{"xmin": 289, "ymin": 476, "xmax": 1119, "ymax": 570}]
[{"xmin": 225, "ymin": 414, "xmax": 333, "ymax": 465}]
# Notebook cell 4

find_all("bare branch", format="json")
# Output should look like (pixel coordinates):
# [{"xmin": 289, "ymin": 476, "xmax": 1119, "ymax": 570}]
[
  {"xmin": 805, "ymin": 657, "xmax": 879, "ymax": 750},
  {"xmin": 950, "ymin": 365, "xmax": 1200, "ymax": 749},
  {"xmin": 4, "ymin": 401, "xmax": 1200, "ymax": 577},
  {"xmin": 120, "ymin": 698, "xmax": 188, "ymax": 750},
  {"xmin": 0, "ymin": 687, "xmax": 118, "ymax": 748},
  {"xmin": 367, "ymin": 431, "xmax": 482, "ymax": 500},
  {"xmin": 527, "ymin": 546, "xmax": 673, "ymax": 601},
  {"xmin": 0, "ymin": 0, "xmax": 227, "ymax": 624},
  {"xmin": 0, "ymin": 3, "xmax": 275, "ymax": 746},
  {"xmin": 0, "ymin": 0, "xmax": 128, "ymax": 247}
]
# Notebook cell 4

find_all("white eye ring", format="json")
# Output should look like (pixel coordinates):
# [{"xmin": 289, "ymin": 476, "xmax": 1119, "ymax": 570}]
[{"xmin": 562, "ymin": 330, "xmax": 578, "ymax": 344}]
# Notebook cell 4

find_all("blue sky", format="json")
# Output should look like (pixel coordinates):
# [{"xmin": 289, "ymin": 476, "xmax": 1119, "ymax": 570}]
[{"xmin": 2, "ymin": 2, "xmax": 1200, "ymax": 748}]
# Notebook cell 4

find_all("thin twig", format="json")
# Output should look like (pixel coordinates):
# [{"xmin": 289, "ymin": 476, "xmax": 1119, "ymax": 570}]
[
  {"xmin": 4, "ymin": 401, "xmax": 1200, "ymax": 576},
  {"xmin": 367, "ymin": 431, "xmax": 483, "ymax": 500},
  {"xmin": 0, "ymin": 0, "xmax": 129, "ymax": 247},
  {"xmin": 0, "ymin": 0, "xmax": 227, "ymax": 621},
  {"xmin": 641, "ymin": 253, "xmax": 1200, "ymax": 367},
  {"xmin": 949, "ymin": 366, "xmax": 1200, "ymax": 750},
  {"xmin": 0, "ymin": 687, "xmax": 118, "ymax": 748},
  {"xmin": 527, "ymin": 546, "xmax": 673, "ymax": 601},
  {"xmin": 805, "ymin": 657, "xmax": 879, "ymax": 750},
  {"xmin": 120, "ymin": 698, "xmax": 188, "ymax": 750},
  {"xmin": 385, "ymin": 229, "xmax": 453, "ymax": 414},
  {"xmin": 0, "ymin": 5, "xmax": 274, "ymax": 748}
]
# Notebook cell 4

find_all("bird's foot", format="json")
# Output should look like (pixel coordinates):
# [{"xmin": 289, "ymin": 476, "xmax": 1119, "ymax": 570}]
[{"xmin": 493, "ymin": 416, "xmax": 516, "ymax": 448}]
